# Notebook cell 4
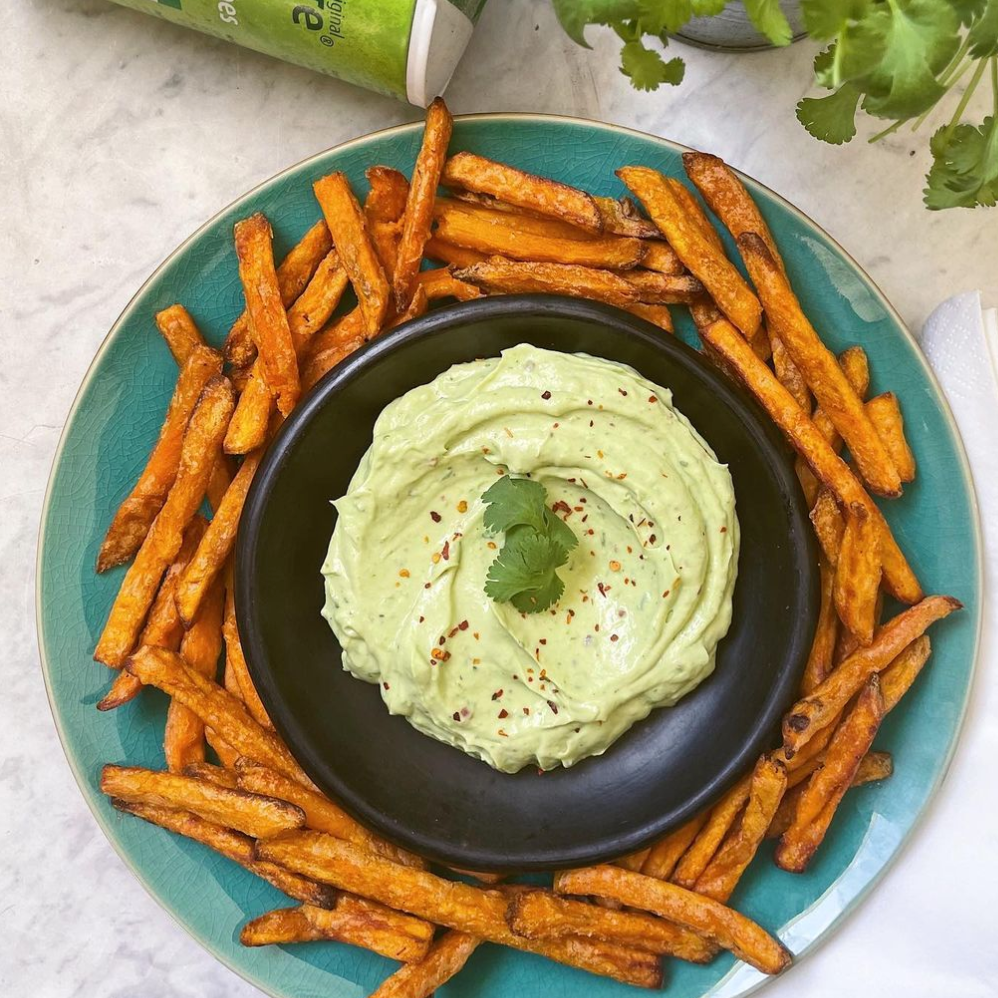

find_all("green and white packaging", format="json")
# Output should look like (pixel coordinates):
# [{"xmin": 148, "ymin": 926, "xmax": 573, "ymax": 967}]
[{"xmin": 109, "ymin": 0, "xmax": 487, "ymax": 105}]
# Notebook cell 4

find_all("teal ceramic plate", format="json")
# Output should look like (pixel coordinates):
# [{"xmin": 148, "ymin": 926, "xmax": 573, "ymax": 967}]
[{"xmin": 38, "ymin": 115, "xmax": 982, "ymax": 998}]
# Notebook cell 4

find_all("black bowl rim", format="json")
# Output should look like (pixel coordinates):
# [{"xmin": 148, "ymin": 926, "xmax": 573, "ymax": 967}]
[{"xmin": 236, "ymin": 294, "xmax": 818, "ymax": 870}]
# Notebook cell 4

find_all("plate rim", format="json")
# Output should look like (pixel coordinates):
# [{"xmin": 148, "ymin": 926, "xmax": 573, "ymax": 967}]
[{"xmin": 35, "ymin": 111, "xmax": 986, "ymax": 998}]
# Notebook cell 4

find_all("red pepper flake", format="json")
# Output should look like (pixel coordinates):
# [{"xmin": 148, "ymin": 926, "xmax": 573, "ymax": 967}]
[
  {"xmin": 438, "ymin": 636, "xmax": 446, "ymax": 645},
  {"xmin": 649, "ymin": 395, "xmax": 658, "ymax": 403},
  {"xmin": 541, "ymin": 390, "xmax": 552, "ymax": 399},
  {"xmin": 648, "ymin": 521, "xmax": 655, "ymax": 528},
  {"xmin": 418, "ymin": 615, "xmax": 425, "ymax": 623},
  {"xmin": 573, "ymin": 505, "xmax": 584, "ymax": 512},
  {"xmin": 582, "ymin": 594, "xmax": 589, "ymax": 602},
  {"xmin": 430, "ymin": 510, "xmax": 441, "ymax": 522},
  {"xmin": 459, "ymin": 620, "xmax": 469, "ymax": 630},
  {"xmin": 568, "ymin": 477, "xmax": 577, "ymax": 484},
  {"xmin": 473, "ymin": 632, "xmax": 480, "ymax": 640},
  {"xmin": 616, "ymin": 472, "xmax": 627, "ymax": 480},
  {"xmin": 498, "ymin": 708, "xmax": 509, "ymax": 719},
  {"xmin": 498, "ymin": 728, "xmax": 508, "ymax": 737},
  {"xmin": 610, "ymin": 634, "xmax": 619, "ymax": 642},
  {"xmin": 624, "ymin": 577, "xmax": 629, "ymax": 585},
  {"xmin": 492, "ymin": 689, "xmax": 504, "ymax": 700},
  {"xmin": 662, "ymin": 590, "xmax": 670, "ymax": 598},
  {"xmin": 382, "ymin": 681, "xmax": 390, "ymax": 690},
  {"xmin": 399, "ymin": 568, "xmax": 410, "ymax": 578},
  {"xmin": 548, "ymin": 700, "xmax": 559, "ymax": 714},
  {"xmin": 513, "ymin": 675, "xmax": 518, "ymax": 680},
  {"xmin": 609, "ymin": 560, "xmax": 621, "ymax": 572},
  {"xmin": 472, "ymin": 658, "xmax": 481, "ymax": 664},
  {"xmin": 424, "ymin": 582, "xmax": 431, "ymax": 589},
  {"xmin": 523, "ymin": 706, "xmax": 530, "ymax": 715},
  {"xmin": 587, "ymin": 399, "xmax": 593, "ymax": 406},
  {"xmin": 649, "ymin": 534, "xmax": 657, "ymax": 545},
  {"xmin": 448, "ymin": 625, "xmax": 460, "ymax": 638},
  {"xmin": 528, "ymin": 676, "xmax": 533, "ymax": 682},
  {"xmin": 618, "ymin": 609, "xmax": 627, "ymax": 617},
  {"xmin": 537, "ymin": 768, "xmax": 545, "ymax": 776},
  {"xmin": 618, "ymin": 388, "xmax": 628, "ymax": 396},
  {"xmin": 539, "ymin": 638, "xmax": 547, "ymax": 645},
  {"xmin": 720, "ymin": 525, "xmax": 727, "ymax": 533},
  {"xmin": 552, "ymin": 499, "xmax": 572, "ymax": 516},
  {"xmin": 594, "ymin": 624, "xmax": 600, "ymax": 632},
  {"xmin": 597, "ymin": 582, "xmax": 607, "ymax": 597},
  {"xmin": 579, "ymin": 497, "xmax": 587, "ymax": 503},
  {"xmin": 441, "ymin": 540, "xmax": 450, "ymax": 561},
  {"xmin": 626, "ymin": 546, "xmax": 632, "ymax": 554},
  {"xmin": 597, "ymin": 449, "xmax": 604, "ymax": 459},
  {"xmin": 539, "ymin": 668, "xmax": 547, "ymax": 678},
  {"xmin": 452, "ymin": 712, "xmax": 461, "ymax": 722},
  {"xmin": 553, "ymin": 422, "xmax": 560, "ymax": 429},
  {"xmin": 589, "ymin": 419, "xmax": 594, "ymax": 427}
]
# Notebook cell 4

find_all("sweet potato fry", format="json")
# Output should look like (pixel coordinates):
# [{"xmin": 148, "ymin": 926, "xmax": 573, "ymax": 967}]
[
  {"xmin": 256, "ymin": 832, "xmax": 662, "ymax": 988},
  {"xmin": 554, "ymin": 865, "xmax": 790, "ymax": 975},
  {"xmin": 95, "ymin": 377, "xmax": 235, "ymax": 666},
  {"xmin": 221, "ymin": 579, "xmax": 273, "ymax": 729},
  {"xmin": 782, "ymin": 596, "xmax": 961, "ymax": 755},
  {"xmin": 771, "ymin": 331, "xmax": 810, "ymax": 411},
  {"xmin": 364, "ymin": 167, "xmax": 409, "ymax": 282},
  {"xmin": 97, "ymin": 346, "xmax": 222, "ymax": 572},
  {"xmin": 301, "ymin": 307, "xmax": 367, "ymax": 391},
  {"xmin": 618, "ymin": 167, "xmax": 761, "ymax": 338},
  {"xmin": 207, "ymin": 454, "xmax": 234, "ymax": 514},
  {"xmin": 596, "ymin": 195, "xmax": 661, "ymax": 238},
  {"xmin": 663, "ymin": 177, "xmax": 727, "ymax": 254},
  {"xmin": 424, "ymin": 236, "xmax": 487, "ymax": 268},
  {"xmin": 506, "ymin": 889, "xmax": 715, "ymax": 962},
  {"xmin": 777, "ymin": 675, "xmax": 885, "ymax": 872},
  {"xmin": 235, "ymin": 760, "xmax": 424, "ymax": 868},
  {"xmin": 223, "ymin": 220, "xmax": 332, "ymax": 367},
  {"xmin": 101, "ymin": 764, "xmax": 305, "ymax": 838},
  {"xmin": 155, "ymin": 304, "xmax": 205, "ymax": 366},
  {"xmin": 696, "ymin": 315, "xmax": 922, "ymax": 603},
  {"xmin": 387, "ymin": 285, "xmax": 428, "ymax": 329},
  {"xmin": 97, "ymin": 515, "xmax": 208, "ymax": 710},
  {"xmin": 671, "ymin": 773, "xmax": 753, "ymax": 888},
  {"xmin": 371, "ymin": 931, "xmax": 480, "ymax": 998},
  {"xmin": 175, "ymin": 451, "xmax": 262, "ymax": 626},
  {"xmin": 165, "ymin": 573, "xmax": 225, "ymax": 770},
  {"xmin": 443, "ymin": 150, "xmax": 601, "ymax": 233},
  {"xmin": 241, "ymin": 902, "xmax": 433, "ymax": 962},
  {"xmin": 739, "ymin": 234, "xmax": 901, "ymax": 498},
  {"xmin": 453, "ymin": 258, "xmax": 702, "ymax": 307},
  {"xmin": 110, "ymin": 797, "xmax": 335, "ymax": 907},
  {"xmin": 639, "ymin": 240, "xmax": 685, "ymax": 276},
  {"xmin": 880, "ymin": 635, "xmax": 932, "ymax": 711},
  {"xmin": 434, "ymin": 201, "xmax": 646, "ymax": 269},
  {"xmin": 417, "ymin": 267, "xmax": 483, "ymax": 302},
  {"xmin": 234, "ymin": 214, "xmax": 300, "ymax": 416},
  {"xmin": 223, "ymin": 375, "xmax": 271, "ymax": 455},
  {"xmin": 640, "ymin": 813, "xmax": 707, "ymax": 880},
  {"xmin": 693, "ymin": 756, "xmax": 787, "ymax": 902},
  {"xmin": 834, "ymin": 504, "xmax": 882, "ymax": 646},
  {"xmin": 182, "ymin": 761, "xmax": 238, "ymax": 787},
  {"xmin": 625, "ymin": 303, "xmax": 674, "ymax": 332},
  {"xmin": 867, "ymin": 392, "xmax": 916, "ymax": 483},
  {"xmin": 801, "ymin": 557, "xmax": 839, "ymax": 694},
  {"xmin": 206, "ymin": 728, "xmax": 241, "ymax": 767},
  {"xmin": 125, "ymin": 645, "xmax": 311, "ymax": 785},
  {"xmin": 313, "ymin": 172, "xmax": 391, "ymax": 337},
  {"xmin": 395, "ymin": 98, "xmax": 453, "ymax": 310},
  {"xmin": 810, "ymin": 490, "xmax": 845, "ymax": 566},
  {"xmin": 615, "ymin": 849, "xmax": 651, "ymax": 872}
]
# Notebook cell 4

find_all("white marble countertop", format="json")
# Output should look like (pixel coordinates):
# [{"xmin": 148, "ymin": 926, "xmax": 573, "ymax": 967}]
[{"xmin": 2, "ymin": 2, "xmax": 995, "ymax": 996}]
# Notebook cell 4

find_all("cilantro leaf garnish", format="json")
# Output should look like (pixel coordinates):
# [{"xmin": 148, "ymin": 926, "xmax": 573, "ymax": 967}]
[
  {"xmin": 481, "ymin": 476, "xmax": 578, "ymax": 614},
  {"xmin": 797, "ymin": 82, "xmax": 863, "ymax": 144}
]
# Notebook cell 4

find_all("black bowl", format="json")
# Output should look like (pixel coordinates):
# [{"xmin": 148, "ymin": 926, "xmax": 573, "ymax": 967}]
[{"xmin": 236, "ymin": 296, "xmax": 818, "ymax": 871}]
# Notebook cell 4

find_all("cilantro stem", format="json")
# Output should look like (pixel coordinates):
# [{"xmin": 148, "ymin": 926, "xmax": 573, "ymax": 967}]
[
  {"xmin": 938, "ymin": 37, "xmax": 972, "ymax": 91},
  {"xmin": 941, "ymin": 56, "xmax": 989, "ymax": 147},
  {"xmin": 992, "ymin": 56, "xmax": 997, "ymax": 109},
  {"xmin": 869, "ymin": 118, "xmax": 907, "ymax": 144}
]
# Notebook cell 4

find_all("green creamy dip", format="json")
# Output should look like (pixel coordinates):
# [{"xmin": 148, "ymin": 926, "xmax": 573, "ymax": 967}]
[{"xmin": 321, "ymin": 344, "xmax": 739, "ymax": 773}]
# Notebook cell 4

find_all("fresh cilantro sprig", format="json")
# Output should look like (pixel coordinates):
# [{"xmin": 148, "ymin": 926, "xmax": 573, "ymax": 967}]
[
  {"xmin": 552, "ymin": 0, "xmax": 998, "ymax": 210},
  {"xmin": 481, "ymin": 476, "xmax": 578, "ymax": 614}
]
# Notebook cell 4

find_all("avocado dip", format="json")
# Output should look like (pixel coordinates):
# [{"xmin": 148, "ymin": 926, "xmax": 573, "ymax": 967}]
[{"xmin": 321, "ymin": 344, "xmax": 739, "ymax": 773}]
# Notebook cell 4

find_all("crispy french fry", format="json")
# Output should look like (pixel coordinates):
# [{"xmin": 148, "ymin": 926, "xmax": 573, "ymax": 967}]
[
  {"xmin": 663, "ymin": 178, "xmax": 726, "ymax": 254},
  {"xmin": 697, "ymin": 315, "xmax": 922, "ymax": 603},
  {"xmin": 625, "ymin": 303, "xmax": 674, "ymax": 332},
  {"xmin": 640, "ymin": 813, "xmax": 707, "ymax": 881},
  {"xmin": 387, "ymin": 285, "xmax": 428, "ymax": 329},
  {"xmin": 235, "ymin": 760, "xmax": 425, "ymax": 868},
  {"xmin": 867, "ymin": 392, "xmax": 916, "ymax": 483},
  {"xmin": 221, "ymin": 577, "xmax": 273, "ymax": 729},
  {"xmin": 207, "ymin": 455, "xmax": 234, "ymax": 515},
  {"xmin": 671, "ymin": 774, "xmax": 753, "ymax": 888},
  {"xmin": 165, "ymin": 573, "xmax": 225, "ymax": 770},
  {"xmin": 453, "ymin": 258, "xmax": 702, "ymax": 307},
  {"xmin": 206, "ymin": 728, "xmax": 241, "ymax": 767},
  {"xmin": 637, "ymin": 241, "xmax": 684, "ymax": 275},
  {"xmin": 125, "ymin": 646, "xmax": 311, "ymax": 785},
  {"xmin": 443, "ymin": 151, "xmax": 601, "ymax": 233},
  {"xmin": 175, "ymin": 451, "xmax": 262, "ymax": 626},
  {"xmin": 618, "ymin": 167, "xmax": 762, "ymax": 338},
  {"xmin": 554, "ymin": 865, "xmax": 790, "ymax": 976},
  {"xmin": 596, "ymin": 195, "xmax": 661, "ymax": 238},
  {"xmin": 182, "ymin": 761, "xmax": 238, "ymax": 787},
  {"xmin": 223, "ymin": 374, "xmax": 272, "ymax": 455},
  {"xmin": 97, "ymin": 515, "xmax": 208, "ymax": 711},
  {"xmin": 241, "ymin": 902, "xmax": 433, "ymax": 962},
  {"xmin": 371, "ymin": 931, "xmax": 480, "ymax": 998},
  {"xmin": 834, "ymin": 504, "xmax": 882, "ymax": 646},
  {"xmin": 395, "ymin": 98, "xmax": 453, "ymax": 310},
  {"xmin": 782, "ymin": 596, "xmax": 961, "ymax": 755},
  {"xmin": 155, "ymin": 304, "xmax": 205, "ymax": 366},
  {"xmin": 434, "ymin": 201, "xmax": 646, "ymax": 269},
  {"xmin": 313, "ymin": 172, "xmax": 391, "ymax": 337},
  {"xmin": 365, "ymin": 166, "xmax": 410, "ymax": 282},
  {"xmin": 424, "ymin": 236, "xmax": 488, "ymax": 269},
  {"xmin": 739, "ymin": 234, "xmax": 901, "ymax": 498},
  {"xmin": 301, "ymin": 307, "xmax": 367, "ymax": 392},
  {"xmin": 417, "ymin": 267, "xmax": 483, "ymax": 302},
  {"xmin": 771, "ymin": 331, "xmax": 810, "ymax": 410},
  {"xmin": 95, "ymin": 377, "xmax": 235, "ymax": 666},
  {"xmin": 881, "ymin": 635, "xmax": 932, "ymax": 711},
  {"xmin": 110, "ymin": 797, "xmax": 335, "ymax": 907},
  {"xmin": 693, "ymin": 756, "xmax": 787, "ymax": 902},
  {"xmin": 256, "ymin": 832, "xmax": 662, "ymax": 988},
  {"xmin": 614, "ymin": 849, "xmax": 651, "ymax": 872},
  {"xmin": 506, "ymin": 889, "xmax": 716, "ymax": 962},
  {"xmin": 100, "ymin": 764, "xmax": 305, "ymax": 838},
  {"xmin": 777, "ymin": 675, "xmax": 885, "ymax": 872},
  {"xmin": 224, "ymin": 220, "xmax": 332, "ymax": 367},
  {"xmin": 97, "ymin": 346, "xmax": 222, "ymax": 572},
  {"xmin": 801, "ymin": 556, "xmax": 839, "ymax": 694},
  {"xmin": 810, "ymin": 490, "xmax": 845, "ymax": 566},
  {"xmin": 234, "ymin": 214, "xmax": 300, "ymax": 417}
]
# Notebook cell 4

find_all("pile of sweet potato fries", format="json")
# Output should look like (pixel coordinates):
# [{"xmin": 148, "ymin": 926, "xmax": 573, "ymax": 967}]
[{"xmin": 91, "ymin": 97, "xmax": 960, "ymax": 995}]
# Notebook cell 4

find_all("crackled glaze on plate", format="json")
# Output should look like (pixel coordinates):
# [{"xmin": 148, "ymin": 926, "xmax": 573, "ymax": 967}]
[{"xmin": 37, "ymin": 115, "xmax": 982, "ymax": 998}]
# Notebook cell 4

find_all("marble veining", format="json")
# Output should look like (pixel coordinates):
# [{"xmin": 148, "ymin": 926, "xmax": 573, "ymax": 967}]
[{"xmin": 2, "ymin": 1, "xmax": 995, "ymax": 996}]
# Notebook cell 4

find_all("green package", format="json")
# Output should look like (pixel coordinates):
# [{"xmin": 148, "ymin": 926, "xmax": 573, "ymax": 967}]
[{"xmin": 109, "ymin": 0, "xmax": 487, "ymax": 105}]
